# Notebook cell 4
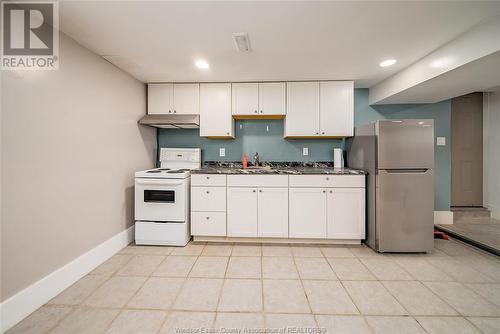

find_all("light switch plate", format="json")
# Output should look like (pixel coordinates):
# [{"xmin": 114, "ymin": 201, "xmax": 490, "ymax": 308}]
[
  {"xmin": 219, "ymin": 148, "xmax": 226, "ymax": 157},
  {"xmin": 303, "ymin": 147, "xmax": 309, "ymax": 156},
  {"xmin": 436, "ymin": 137, "xmax": 446, "ymax": 146}
]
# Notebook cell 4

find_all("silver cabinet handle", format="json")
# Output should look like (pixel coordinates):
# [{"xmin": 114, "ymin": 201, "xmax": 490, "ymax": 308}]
[
  {"xmin": 254, "ymin": 110, "xmax": 258, "ymax": 113},
  {"xmin": 326, "ymin": 177, "xmax": 329, "ymax": 181},
  {"xmin": 259, "ymin": 189, "xmax": 262, "ymax": 192},
  {"xmin": 322, "ymin": 190, "xmax": 326, "ymax": 193},
  {"xmin": 315, "ymin": 132, "xmax": 319, "ymax": 135},
  {"xmin": 252, "ymin": 189, "xmax": 256, "ymax": 192},
  {"xmin": 206, "ymin": 190, "xmax": 210, "ymax": 194},
  {"xmin": 329, "ymin": 190, "xmax": 333, "ymax": 193},
  {"xmin": 260, "ymin": 110, "xmax": 263, "ymax": 113},
  {"xmin": 168, "ymin": 110, "xmax": 172, "ymax": 113},
  {"xmin": 321, "ymin": 132, "xmax": 325, "ymax": 135},
  {"xmin": 206, "ymin": 176, "xmax": 210, "ymax": 179},
  {"xmin": 226, "ymin": 132, "xmax": 229, "ymax": 135},
  {"xmin": 206, "ymin": 216, "xmax": 210, "ymax": 220},
  {"xmin": 174, "ymin": 110, "xmax": 177, "ymax": 113}
]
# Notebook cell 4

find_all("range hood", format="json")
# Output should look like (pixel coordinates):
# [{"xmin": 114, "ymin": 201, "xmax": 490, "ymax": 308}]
[{"xmin": 138, "ymin": 114, "xmax": 199, "ymax": 129}]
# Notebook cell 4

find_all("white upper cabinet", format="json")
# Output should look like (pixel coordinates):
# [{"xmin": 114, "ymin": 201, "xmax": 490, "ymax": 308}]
[
  {"xmin": 285, "ymin": 81, "xmax": 354, "ymax": 137},
  {"xmin": 232, "ymin": 83, "xmax": 259, "ymax": 116},
  {"xmin": 319, "ymin": 81, "xmax": 354, "ymax": 136},
  {"xmin": 258, "ymin": 83, "xmax": 286, "ymax": 116},
  {"xmin": 232, "ymin": 82, "xmax": 285, "ymax": 117},
  {"xmin": 200, "ymin": 83, "xmax": 234, "ymax": 138},
  {"xmin": 285, "ymin": 82, "xmax": 320, "ymax": 136},
  {"xmin": 148, "ymin": 84, "xmax": 173, "ymax": 115},
  {"xmin": 173, "ymin": 83, "xmax": 199, "ymax": 114},
  {"xmin": 148, "ymin": 83, "xmax": 199, "ymax": 115}
]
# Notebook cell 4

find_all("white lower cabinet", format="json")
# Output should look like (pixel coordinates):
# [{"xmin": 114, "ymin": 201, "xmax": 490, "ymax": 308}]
[
  {"xmin": 227, "ymin": 187, "xmax": 288, "ymax": 238},
  {"xmin": 191, "ymin": 212, "xmax": 226, "ymax": 236},
  {"xmin": 227, "ymin": 187, "xmax": 258, "ymax": 237},
  {"xmin": 289, "ymin": 188, "xmax": 327, "ymax": 238},
  {"xmin": 327, "ymin": 188, "xmax": 365, "ymax": 239},
  {"xmin": 258, "ymin": 188, "xmax": 288, "ymax": 237}
]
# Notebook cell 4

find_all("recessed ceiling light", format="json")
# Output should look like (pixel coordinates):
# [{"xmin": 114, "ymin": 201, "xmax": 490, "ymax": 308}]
[
  {"xmin": 195, "ymin": 60, "xmax": 209, "ymax": 69},
  {"xmin": 379, "ymin": 59, "xmax": 397, "ymax": 67}
]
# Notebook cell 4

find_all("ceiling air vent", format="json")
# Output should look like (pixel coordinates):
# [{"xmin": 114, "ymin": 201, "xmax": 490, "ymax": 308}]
[{"xmin": 232, "ymin": 32, "xmax": 251, "ymax": 52}]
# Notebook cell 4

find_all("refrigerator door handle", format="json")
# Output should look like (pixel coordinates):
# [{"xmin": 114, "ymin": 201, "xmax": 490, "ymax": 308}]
[{"xmin": 383, "ymin": 168, "xmax": 430, "ymax": 174}]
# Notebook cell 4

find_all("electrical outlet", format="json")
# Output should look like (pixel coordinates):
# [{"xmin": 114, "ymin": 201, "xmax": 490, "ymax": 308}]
[
  {"xmin": 303, "ymin": 147, "xmax": 309, "ymax": 156},
  {"xmin": 219, "ymin": 147, "xmax": 226, "ymax": 157},
  {"xmin": 436, "ymin": 137, "xmax": 446, "ymax": 146}
]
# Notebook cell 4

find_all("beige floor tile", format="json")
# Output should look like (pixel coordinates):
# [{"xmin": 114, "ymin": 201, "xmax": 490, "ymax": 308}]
[
  {"xmin": 462, "ymin": 258, "xmax": 500, "ymax": 282},
  {"xmin": 116, "ymin": 255, "xmax": 165, "ymax": 276},
  {"xmin": 90, "ymin": 254, "xmax": 133, "ymax": 277},
  {"xmin": 263, "ymin": 280, "xmax": 310, "ymax": 313},
  {"xmin": 201, "ymin": 245, "xmax": 232, "ymax": 257},
  {"xmin": 232, "ymin": 245, "xmax": 262, "ymax": 256},
  {"xmin": 424, "ymin": 281, "xmax": 500, "ymax": 316},
  {"xmin": 360, "ymin": 258, "xmax": 413, "ymax": 280},
  {"xmin": 83, "ymin": 276, "xmax": 146, "ymax": 308},
  {"xmin": 218, "ymin": 279, "xmax": 262, "ymax": 312},
  {"xmin": 320, "ymin": 247, "xmax": 356, "ymax": 258},
  {"xmin": 427, "ymin": 259, "xmax": 496, "ymax": 283},
  {"xmin": 435, "ymin": 239, "xmax": 485, "ymax": 258},
  {"xmin": 467, "ymin": 317, "xmax": 500, "ymax": 334},
  {"xmin": 265, "ymin": 313, "xmax": 317, "ymax": 328},
  {"xmin": 50, "ymin": 308, "xmax": 119, "ymax": 334},
  {"xmin": 365, "ymin": 316, "xmax": 425, "ymax": 333},
  {"xmin": 416, "ymin": 317, "xmax": 480, "ymax": 334},
  {"xmin": 315, "ymin": 315, "xmax": 372, "ymax": 334},
  {"xmin": 395, "ymin": 258, "xmax": 454, "ymax": 281},
  {"xmin": 466, "ymin": 283, "xmax": 500, "ymax": 307},
  {"xmin": 262, "ymin": 245, "xmax": 292, "ymax": 257},
  {"xmin": 226, "ymin": 257, "xmax": 261, "ymax": 279},
  {"xmin": 343, "ymin": 281, "xmax": 407, "ymax": 315},
  {"xmin": 295, "ymin": 257, "xmax": 337, "ymax": 280},
  {"xmin": 350, "ymin": 246, "xmax": 380, "ymax": 258},
  {"xmin": 127, "ymin": 277, "xmax": 185, "ymax": 309},
  {"xmin": 189, "ymin": 256, "xmax": 228, "ymax": 278},
  {"xmin": 302, "ymin": 280, "xmax": 358, "ymax": 315},
  {"xmin": 120, "ymin": 245, "xmax": 173, "ymax": 255},
  {"xmin": 106, "ymin": 310, "xmax": 166, "ymax": 334},
  {"xmin": 262, "ymin": 257, "xmax": 299, "ymax": 279},
  {"xmin": 173, "ymin": 278, "xmax": 223, "ymax": 311},
  {"xmin": 382, "ymin": 281, "xmax": 457, "ymax": 316},
  {"xmin": 49, "ymin": 275, "xmax": 108, "ymax": 305},
  {"xmin": 6, "ymin": 306, "xmax": 72, "ymax": 334},
  {"xmin": 159, "ymin": 311, "xmax": 215, "ymax": 334},
  {"xmin": 215, "ymin": 313, "xmax": 264, "ymax": 328},
  {"xmin": 152, "ymin": 256, "xmax": 197, "ymax": 277},
  {"xmin": 291, "ymin": 246, "xmax": 323, "ymax": 258},
  {"xmin": 328, "ymin": 258, "xmax": 376, "ymax": 281},
  {"xmin": 171, "ymin": 244, "xmax": 205, "ymax": 256}
]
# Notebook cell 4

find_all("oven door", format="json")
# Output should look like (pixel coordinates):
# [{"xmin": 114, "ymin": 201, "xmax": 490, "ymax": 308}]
[{"xmin": 135, "ymin": 178, "xmax": 186, "ymax": 222}]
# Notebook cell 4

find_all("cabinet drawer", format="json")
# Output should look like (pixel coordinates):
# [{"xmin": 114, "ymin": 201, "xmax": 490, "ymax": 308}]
[
  {"xmin": 191, "ymin": 212, "xmax": 226, "ymax": 236},
  {"xmin": 191, "ymin": 174, "xmax": 226, "ymax": 187},
  {"xmin": 227, "ymin": 175, "xmax": 288, "ymax": 187},
  {"xmin": 289, "ymin": 175, "xmax": 365, "ymax": 188},
  {"xmin": 191, "ymin": 187, "xmax": 226, "ymax": 211}
]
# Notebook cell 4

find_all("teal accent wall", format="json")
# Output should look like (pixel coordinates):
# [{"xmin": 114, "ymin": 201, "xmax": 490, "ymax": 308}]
[{"xmin": 158, "ymin": 88, "xmax": 451, "ymax": 210}]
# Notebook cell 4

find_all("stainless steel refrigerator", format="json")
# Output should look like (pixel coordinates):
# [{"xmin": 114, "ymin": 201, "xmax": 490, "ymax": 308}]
[{"xmin": 347, "ymin": 120, "xmax": 434, "ymax": 253}]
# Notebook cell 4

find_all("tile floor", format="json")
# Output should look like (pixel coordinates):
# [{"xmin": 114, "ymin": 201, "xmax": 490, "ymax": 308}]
[{"xmin": 7, "ymin": 238, "xmax": 500, "ymax": 334}]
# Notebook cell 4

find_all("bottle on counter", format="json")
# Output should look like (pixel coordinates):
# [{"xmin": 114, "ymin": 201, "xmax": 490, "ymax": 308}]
[{"xmin": 242, "ymin": 153, "xmax": 249, "ymax": 169}]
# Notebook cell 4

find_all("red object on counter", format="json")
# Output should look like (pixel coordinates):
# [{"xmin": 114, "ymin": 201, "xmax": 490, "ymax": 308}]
[{"xmin": 242, "ymin": 154, "xmax": 248, "ymax": 168}]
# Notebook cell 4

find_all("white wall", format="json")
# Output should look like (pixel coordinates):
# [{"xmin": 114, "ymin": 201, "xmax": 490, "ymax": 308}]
[
  {"xmin": 484, "ymin": 89, "xmax": 500, "ymax": 219},
  {"xmin": 1, "ymin": 33, "xmax": 156, "ymax": 301}
]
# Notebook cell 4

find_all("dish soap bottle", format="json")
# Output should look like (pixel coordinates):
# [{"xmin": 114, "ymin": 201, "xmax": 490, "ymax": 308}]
[{"xmin": 242, "ymin": 153, "xmax": 249, "ymax": 169}]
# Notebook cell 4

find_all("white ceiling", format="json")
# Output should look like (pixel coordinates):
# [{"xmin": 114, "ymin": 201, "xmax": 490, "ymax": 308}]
[{"xmin": 59, "ymin": 1, "xmax": 500, "ymax": 87}]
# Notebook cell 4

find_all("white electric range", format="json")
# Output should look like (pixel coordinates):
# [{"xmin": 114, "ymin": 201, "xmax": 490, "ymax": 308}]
[{"xmin": 134, "ymin": 148, "xmax": 201, "ymax": 246}]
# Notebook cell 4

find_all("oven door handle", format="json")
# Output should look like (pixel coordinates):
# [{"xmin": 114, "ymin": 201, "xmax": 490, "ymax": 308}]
[{"xmin": 136, "ymin": 179, "xmax": 184, "ymax": 186}]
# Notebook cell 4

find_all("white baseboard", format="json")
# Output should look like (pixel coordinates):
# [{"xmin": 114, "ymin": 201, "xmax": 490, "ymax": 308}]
[
  {"xmin": 434, "ymin": 211, "xmax": 454, "ymax": 225},
  {"xmin": 0, "ymin": 226, "xmax": 134, "ymax": 333}
]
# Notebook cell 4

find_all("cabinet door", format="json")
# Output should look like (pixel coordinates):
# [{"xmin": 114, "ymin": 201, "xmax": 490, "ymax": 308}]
[
  {"xmin": 200, "ymin": 83, "xmax": 234, "ymax": 137},
  {"xmin": 319, "ymin": 81, "xmax": 354, "ymax": 136},
  {"xmin": 259, "ymin": 82, "xmax": 285, "ymax": 115},
  {"xmin": 258, "ymin": 188, "xmax": 288, "ymax": 237},
  {"xmin": 232, "ymin": 83, "xmax": 259, "ymax": 115},
  {"xmin": 285, "ymin": 82, "xmax": 319, "ymax": 137},
  {"xmin": 147, "ymin": 84, "xmax": 173, "ymax": 115},
  {"xmin": 289, "ymin": 188, "xmax": 327, "ymax": 238},
  {"xmin": 327, "ymin": 188, "xmax": 365, "ymax": 239},
  {"xmin": 227, "ymin": 187, "xmax": 258, "ymax": 237},
  {"xmin": 173, "ymin": 83, "xmax": 199, "ymax": 115}
]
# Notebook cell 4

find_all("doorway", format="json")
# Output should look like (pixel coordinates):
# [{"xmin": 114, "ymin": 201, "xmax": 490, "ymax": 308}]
[{"xmin": 451, "ymin": 92, "xmax": 483, "ymax": 207}]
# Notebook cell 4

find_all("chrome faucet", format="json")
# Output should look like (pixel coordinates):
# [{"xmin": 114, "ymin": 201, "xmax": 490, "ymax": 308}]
[{"xmin": 253, "ymin": 152, "xmax": 260, "ymax": 166}]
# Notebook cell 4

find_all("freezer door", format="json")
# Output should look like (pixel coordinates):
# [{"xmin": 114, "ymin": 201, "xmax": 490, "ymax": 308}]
[
  {"xmin": 376, "ymin": 169, "xmax": 434, "ymax": 252},
  {"xmin": 377, "ymin": 120, "xmax": 434, "ymax": 169}
]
